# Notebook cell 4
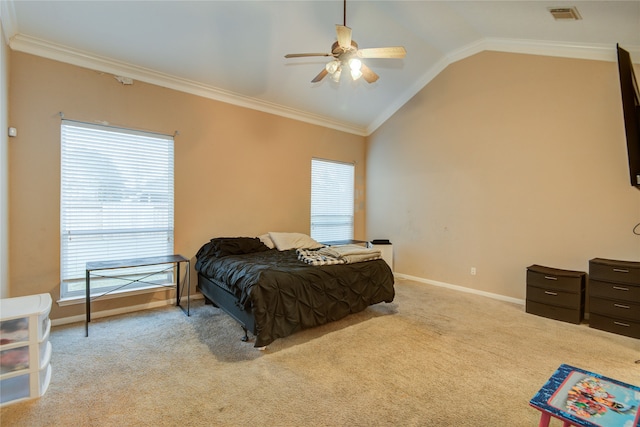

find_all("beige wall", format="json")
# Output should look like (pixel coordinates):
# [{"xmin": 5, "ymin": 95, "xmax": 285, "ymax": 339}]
[
  {"xmin": 8, "ymin": 52, "xmax": 366, "ymax": 320},
  {"xmin": 9, "ymin": 48, "xmax": 640, "ymax": 318},
  {"xmin": 367, "ymin": 51, "xmax": 640, "ymax": 300}
]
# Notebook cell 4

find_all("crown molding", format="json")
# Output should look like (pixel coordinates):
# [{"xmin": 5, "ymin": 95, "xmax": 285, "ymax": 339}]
[
  {"xmin": 482, "ymin": 37, "xmax": 624, "ymax": 62},
  {"xmin": 366, "ymin": 38, "xmax": 640, "ymax": 135},
  {"xmin": 8, "ymin": 33, "xmax": 368, "ymax": 136},
  {"xmin": 6, "ymin": 31, "xmax": 638, "ymax": 138}
]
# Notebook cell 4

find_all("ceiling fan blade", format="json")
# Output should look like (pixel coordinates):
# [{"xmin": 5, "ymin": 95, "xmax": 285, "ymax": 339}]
[
  {"xmin": 311, "ymin": 68, "xmax": 329, "ymax": 83},
  {"xmin": 357, "ymin": 46, "xmax": 407, "ymax": 59},
  {"xmin": 360, "ymin": 63, "xmax": 379, "ymax": 84},
  {"xmin": 285, "ymin": 53, "xmax": 333, "ymax": 58},
  {"xmin": 336, "ymin": 25, "xmax": 352, "ymax": 50}
]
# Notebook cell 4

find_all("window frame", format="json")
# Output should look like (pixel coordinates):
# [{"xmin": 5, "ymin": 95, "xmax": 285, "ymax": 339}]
[
  {"xmin": 59, "ymin": 120, "xmax": 175, "ymax": 300},
  {"xmin": 310, "ymin": 158, "xmax": 355, "ymax": 243}
]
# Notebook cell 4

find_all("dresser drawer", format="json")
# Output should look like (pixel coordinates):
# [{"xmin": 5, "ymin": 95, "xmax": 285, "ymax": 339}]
[
  {"xmin": 526, "ymin": 266, "xmax": 585, "ymax": 293},
  {"xmin": 526, "ymin": 300, "xmax": 583, "ymax": 324},
  {"xmin": 589, "ymin": 279, "xmax": 640, "ymax": 303},
  {"xmin": 589, "ymin": 313, "xmax": 640, "ymax": 339},
  {"xmin": 527, "ymin": 285, "xmax": 583, "ymax": 309},
  {"xmin": 589, "ymin": 297, "xmax": 640, "ymax": 322},
  {"xmin": 589, "ymin": 258, "xmax": 640, "ymax": 285}
]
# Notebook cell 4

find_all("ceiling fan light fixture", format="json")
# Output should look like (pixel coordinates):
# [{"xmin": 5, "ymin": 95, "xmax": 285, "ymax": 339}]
[
  {"xmin": 349, "ymin": 58, "xmax": 363, "ymax": 80},
  {"xmin": 330, "ymin": 67, "xmax": 342, "ymax": 82},
  {"xmin": 326, "ymin": 59, "xmax": 341, "ymax": 74}
]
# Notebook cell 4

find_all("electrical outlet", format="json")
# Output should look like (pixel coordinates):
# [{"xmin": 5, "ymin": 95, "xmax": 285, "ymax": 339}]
[{"xmin": 470, "ymin": 267, "xmax": 476, "ymax": 275}]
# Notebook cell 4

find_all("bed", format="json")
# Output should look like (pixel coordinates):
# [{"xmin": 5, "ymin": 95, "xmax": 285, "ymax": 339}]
[{"xmin": 195, "ymin": 233, "xmax": 395, "ymax": 348}]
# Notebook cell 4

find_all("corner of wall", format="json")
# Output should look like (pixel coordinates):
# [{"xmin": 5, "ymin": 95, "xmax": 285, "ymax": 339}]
[{"xmin": 0, "ymin": 19, "xmax": 10, "ymax": 298}]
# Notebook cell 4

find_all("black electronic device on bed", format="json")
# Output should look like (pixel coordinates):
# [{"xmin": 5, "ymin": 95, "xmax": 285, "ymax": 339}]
[{"xmin": 195, "ymin": 236, "xmax": 395, "ymax": 347}]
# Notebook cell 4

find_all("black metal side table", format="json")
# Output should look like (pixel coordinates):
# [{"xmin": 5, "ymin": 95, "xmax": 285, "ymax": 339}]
[{"xmin": 85, "ymin": 254, "xmax": 190, "ymax": 336}]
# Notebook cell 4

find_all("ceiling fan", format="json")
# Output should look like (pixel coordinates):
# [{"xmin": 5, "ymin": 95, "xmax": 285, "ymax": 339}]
[{"xmin": 284, "ymin": 0, "xmax": 406, "ymax": 84}]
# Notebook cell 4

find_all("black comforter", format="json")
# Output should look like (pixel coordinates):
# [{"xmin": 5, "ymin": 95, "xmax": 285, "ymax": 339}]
[{"xmin": 196, "ymin": 247, "xmax": 395, "ymax": 347}]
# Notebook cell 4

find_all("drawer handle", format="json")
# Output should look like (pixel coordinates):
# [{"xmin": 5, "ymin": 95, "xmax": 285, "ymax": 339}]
[
  {"xmin": 544, "ymin": 276, "xmax": 558, "ymax": 280},
  {"xmin": 614, "ymin": 304, "xmax": 630, "ymax": 309},
  {"xmin": 612, "ymin": 268, "xmax": 629, "ymax": 273},
  {"xmin": 614, "ymin": 321, "xmax": 630, "ymax": 328},
  {"xmin": 544, "ymin": 291, "xmax": 558, "ymax": 296},
  {"xmin": 612, "ymin": 286, "xmax": 630, "ymax": 291}
]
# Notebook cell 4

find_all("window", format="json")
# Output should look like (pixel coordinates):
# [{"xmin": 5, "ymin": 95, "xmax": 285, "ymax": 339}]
[
  {"xmin": 60, "ymin": 120, "xmax": 174, "ymax": 299},
  {"xmin": 310, "ymin": 158, "xmax": 354, "ymax": 242}
]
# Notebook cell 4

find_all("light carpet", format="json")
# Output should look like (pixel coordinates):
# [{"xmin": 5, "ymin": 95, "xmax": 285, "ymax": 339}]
[{"xmin": 2, "ymin": 278, "xmax": 639, "ymax": 426}]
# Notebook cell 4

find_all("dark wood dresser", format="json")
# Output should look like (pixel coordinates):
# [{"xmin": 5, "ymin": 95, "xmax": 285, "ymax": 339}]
[
  {"xmin": 589, "ymin": 258, "xmax": 640, "ymax": 339},
  {"xmin": 526, "ymin": 265, "xmax": 586, "ymax": 324}
]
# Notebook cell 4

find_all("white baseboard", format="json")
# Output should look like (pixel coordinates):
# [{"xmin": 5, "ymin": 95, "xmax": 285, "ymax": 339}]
[
  {"xmin": 51, "ymin": 293, "xmax": 204, "ymax": 327},
  {"xmin": 52, "ymin": 275, "xmax": 524, "ymax": 327},
  {"xmin": 394, "ymin": 272, "xmax": 526, "ymax": 306}
]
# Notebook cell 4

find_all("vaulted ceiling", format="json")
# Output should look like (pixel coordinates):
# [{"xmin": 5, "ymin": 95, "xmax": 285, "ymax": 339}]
[{"xmin": 2, "ymin": 1, "xmax": 639, "ymax": 135}]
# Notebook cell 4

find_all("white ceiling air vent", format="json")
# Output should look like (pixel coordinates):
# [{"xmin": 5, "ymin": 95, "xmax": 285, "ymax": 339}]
[{"xmin": 548, "ymin": 7, "xmax": 582, "ymax": 20}]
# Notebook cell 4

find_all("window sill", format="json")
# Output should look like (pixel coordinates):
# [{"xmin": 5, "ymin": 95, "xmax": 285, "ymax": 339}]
[{"xmin": 57, "ymin": 284, "xmax": 174, "ymax": 307}]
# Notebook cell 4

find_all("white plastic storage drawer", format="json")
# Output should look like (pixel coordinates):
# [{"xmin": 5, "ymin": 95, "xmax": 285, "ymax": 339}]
[
  {"xmin": 0, "ymin": 328, "xmax": 50, "ymax": 380},
  {"xmin": 1, "ymin": 294, "xmax": 52, "ymax": 342},
  {"xmin": 0, "ymin": 317, "xmax": 29, "ymax": 345},
  {"xmin": 0, "ymin": 364, "xmax": 51, "ymax": 405},
  {"xmin": 0, "ymin": 345, "xmax": 30, "ymax": 374},
  {"xmin": 0, "ymin": 373, "xmax": 30, "ymax": 403},
  {"xmin": 0, "ymin": 293, "xmax": 53, "ymax": 406}
]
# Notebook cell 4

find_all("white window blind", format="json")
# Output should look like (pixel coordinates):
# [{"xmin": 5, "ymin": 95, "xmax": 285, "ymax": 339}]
[
  {"xmin": 310, "ymin": 158, "xmax": 354, "ymax": 242},
  {"xmin": 60, "ymin": 120, "xmax": 174, "ymax": 298}
]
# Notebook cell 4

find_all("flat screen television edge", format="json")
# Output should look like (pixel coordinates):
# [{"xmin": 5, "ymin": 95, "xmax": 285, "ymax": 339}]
[{"xmin": 616, "ymin": 44, "xmax": 640, "ymax": 190}]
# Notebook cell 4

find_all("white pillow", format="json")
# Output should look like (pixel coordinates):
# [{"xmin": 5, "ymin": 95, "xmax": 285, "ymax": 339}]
[
  {"xmin": 268, "ymin": 232, "xmax": 324, "ymax": 251},
  {"xmin": 258, "ymin": 233, "xmax": 275, "ymax": 249}
]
